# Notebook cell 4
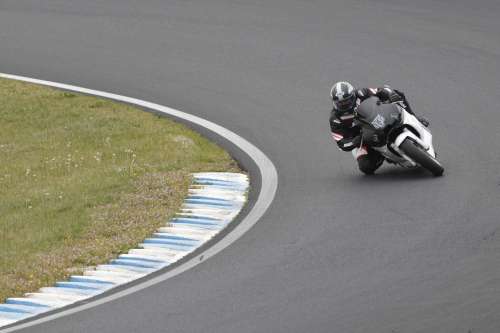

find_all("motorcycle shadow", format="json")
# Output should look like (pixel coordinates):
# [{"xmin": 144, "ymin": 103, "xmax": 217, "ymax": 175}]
[{"xmin": 360, "ymin": 166, "xmax": 436, "ymax": 182}]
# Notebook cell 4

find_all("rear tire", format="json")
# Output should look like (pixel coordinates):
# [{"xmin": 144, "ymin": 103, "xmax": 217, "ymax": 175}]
[{"xmin": 399, "ymin": 139, "xmax": 444, "ymax": 176}]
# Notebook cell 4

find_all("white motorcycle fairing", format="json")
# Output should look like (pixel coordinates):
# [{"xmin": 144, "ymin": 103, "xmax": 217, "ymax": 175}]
[
  {"xmin": 353, "ymin": 107, "xmax": 437, "ymax": 169},
  {"xmin": 393, "ymin": 109, "xmax": 436, "ymax": 156}
]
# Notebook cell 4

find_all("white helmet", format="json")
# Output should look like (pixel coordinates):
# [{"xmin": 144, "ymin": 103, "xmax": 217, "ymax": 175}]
[{"xmin": 330, "ymin": 81, "xmax": 356, "ymax": 114}]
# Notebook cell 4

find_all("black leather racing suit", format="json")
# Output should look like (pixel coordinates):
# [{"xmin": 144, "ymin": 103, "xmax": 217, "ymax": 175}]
[{"xmin": 330, "ymin": 86, "xmax": 416, "ymax": 174}]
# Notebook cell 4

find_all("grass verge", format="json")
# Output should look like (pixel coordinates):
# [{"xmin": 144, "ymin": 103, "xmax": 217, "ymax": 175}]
[{"xmin": 0, "ymin": 77, "xmax": 240, "ymax": 302}]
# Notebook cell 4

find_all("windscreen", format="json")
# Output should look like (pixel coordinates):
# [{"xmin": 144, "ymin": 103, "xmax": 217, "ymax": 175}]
[{"xmin": 356, "ymin": 97, "xmax": 401, "ymax": 131}]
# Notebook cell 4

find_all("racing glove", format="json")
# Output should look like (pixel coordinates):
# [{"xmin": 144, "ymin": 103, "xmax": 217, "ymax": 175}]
[{"xmin": 377, "ymin": 85, "xmax": 402, "ymax": 103}]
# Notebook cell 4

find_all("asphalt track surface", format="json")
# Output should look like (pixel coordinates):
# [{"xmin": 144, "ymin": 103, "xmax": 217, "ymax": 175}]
[{"xmin": 1, "ymin": 0, "xmax": 500, "ymax": 332}]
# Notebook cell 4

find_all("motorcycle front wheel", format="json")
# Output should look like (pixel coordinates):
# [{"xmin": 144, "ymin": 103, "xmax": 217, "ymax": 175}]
[{"xmin": 400, "ymin": 138, "xmax": 444, "ymax": 176}]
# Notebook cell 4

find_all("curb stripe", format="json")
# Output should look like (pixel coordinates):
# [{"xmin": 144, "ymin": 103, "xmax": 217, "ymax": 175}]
[
  {"xmin": 0, "ymin": 306, "xmax": 47, "ymax": 315},
  {"xmin": 38, "ymin": 288, "xmax": 95, "ymax": 296},
  {"xmin": 5, "ymin": 301, "xmax": 49, "ymax": 309},
  {"xmin": 117, "ymin": 254, "xmax": 170, "ymax": 263},
  {"xmin": 0, "ymin": 307, "xmax": 31, "ymax": 315},
  {"xmin": 109, "ymin": 260, "xmax": 165, "ymax": 269},
  {"xmin": 69, "ymin": 277, "xmax": 116, "ymax": 285},
  {"xmin": 0, "ymin": 313, "xmax": 27, "ymax": 321},
  {"xmin": 151, "ymin": 233, "xmax": 200, "ymax": 241},
  {"xmin": 24, "ymin": 293, "xmax": 84, "ymax": 302},
  {"xmin": 53, "ymin": 283, "xmax": 108, "ymax": 291}
]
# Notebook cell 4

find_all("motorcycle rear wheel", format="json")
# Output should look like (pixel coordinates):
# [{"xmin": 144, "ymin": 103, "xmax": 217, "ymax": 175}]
[{"xmin": 400, "ymin": 138, "xmax": 444, "ymax": 176}]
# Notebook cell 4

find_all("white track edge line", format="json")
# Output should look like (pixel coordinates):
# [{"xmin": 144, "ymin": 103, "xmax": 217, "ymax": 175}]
[{"xmin": 0, "ymin": 72, "xmax": 278, "ymax": 333}]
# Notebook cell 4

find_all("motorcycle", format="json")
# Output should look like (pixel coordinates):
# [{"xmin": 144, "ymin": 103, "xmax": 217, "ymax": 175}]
[{"xmin": 354, "ymin": 96, "xmax": 444, "ymax": 176}]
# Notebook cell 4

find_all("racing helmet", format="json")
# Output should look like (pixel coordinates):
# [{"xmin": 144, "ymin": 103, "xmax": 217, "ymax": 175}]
[{"xmin": 330, "ymin": 81, "xmax": 356, "ymax": 114}]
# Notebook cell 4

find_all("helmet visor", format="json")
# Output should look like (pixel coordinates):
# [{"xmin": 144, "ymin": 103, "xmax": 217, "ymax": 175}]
[{"xmin": 333, "ymin": 95, "xmax": 355, "ymax": 112}]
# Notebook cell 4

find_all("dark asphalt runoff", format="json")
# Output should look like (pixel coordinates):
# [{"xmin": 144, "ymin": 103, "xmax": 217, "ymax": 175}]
[{"xmin": 1, "ymin": 0, "xmax": 500, "ymax": 332}]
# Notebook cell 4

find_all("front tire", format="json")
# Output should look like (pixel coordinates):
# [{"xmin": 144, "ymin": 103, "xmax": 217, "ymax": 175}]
[{"xmin": 399, "ymin": 139, "xmax": 444, "ymax": 176}]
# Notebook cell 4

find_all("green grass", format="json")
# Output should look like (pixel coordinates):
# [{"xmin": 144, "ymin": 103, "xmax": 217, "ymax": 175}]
[{"xmin": 0, "ymin": 78, "xmax": 240, "ymax": 302}]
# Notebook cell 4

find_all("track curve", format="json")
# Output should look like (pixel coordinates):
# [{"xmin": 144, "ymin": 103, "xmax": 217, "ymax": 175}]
[{"xmin": 1, "ymin": 0, "xmax": 500, "ymax": 332}]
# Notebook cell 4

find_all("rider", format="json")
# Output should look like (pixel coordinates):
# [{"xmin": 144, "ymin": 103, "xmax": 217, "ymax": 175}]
[{"xmin": 329, "ymin": 81, "xmax": 429, "ymax": 175}]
